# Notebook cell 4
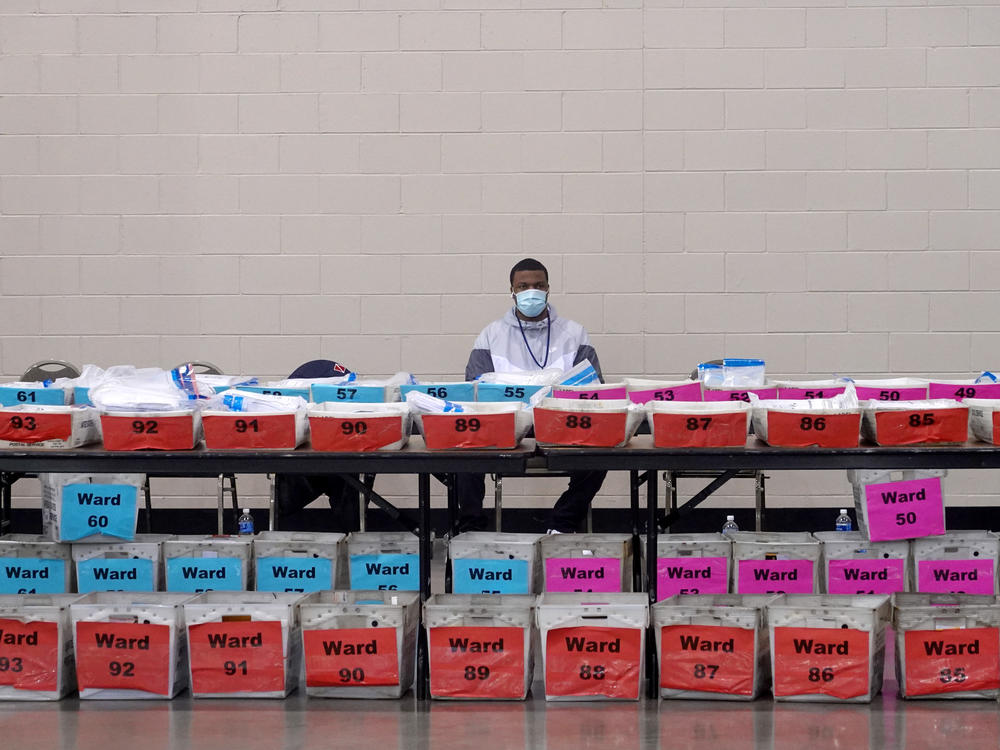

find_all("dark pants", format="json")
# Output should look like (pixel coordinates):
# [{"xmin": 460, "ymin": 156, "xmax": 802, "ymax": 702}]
[
  {"xmin": 274, "ymin": 474, "xmax": 361, "ymax": 533},
  {"xmin": 455, "ymin": 470, "xmax": 607, "ymax": 533}
]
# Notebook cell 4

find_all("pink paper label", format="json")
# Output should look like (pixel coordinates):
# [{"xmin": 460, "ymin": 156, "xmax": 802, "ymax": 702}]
[
  {"xmin": 737, "ymin": 559, "xmax": 814, "ymax": 594},
  {"xmin": 855, "ymin": 386, "xmax": 928, "ymax": 401},
  {"xmin": 627, "ymin": 383, "xmax": 702, "ymax": 405},
  {"xmin": 703, "ymin": 388, "xmax": 778, "ymax": 403},
  {"xmin": 828, "ymin": 559, "xmax": 906, "ymax": 595},
  {"xmin": 777, "ymin": 386, "xmax": 847, "ymax": 400},
  {"xmin": 656, "ymin": 557, "xmax": 728, "ymax": 601},
  {"xmin": 928, "ymin": 382, "xmax": 1000, "ymax": 401},
  {"xmin": 545, "ymin": 557, "xmax": 622, "ymax": 593},
  {"xmin": 552, "ymin": 387, "xmax": 627, "ymax": 400},
  {"xmin": 864, "ymin": 477, "xmax": 945, "ymax": 541},
  {"xmin": 917, "ymin": 560, "xmax": 996, "ymax": 595}
]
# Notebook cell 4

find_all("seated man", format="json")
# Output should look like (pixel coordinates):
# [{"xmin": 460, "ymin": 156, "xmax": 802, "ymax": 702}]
[{"xmin": 458, "ymin": 258, "xmax": 607, "ymax": 533}]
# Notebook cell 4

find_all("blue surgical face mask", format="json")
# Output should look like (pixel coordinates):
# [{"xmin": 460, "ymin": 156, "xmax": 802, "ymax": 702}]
[{"xmin": 514, "ymin": 289, "xmax": 548, "ymax": 318}]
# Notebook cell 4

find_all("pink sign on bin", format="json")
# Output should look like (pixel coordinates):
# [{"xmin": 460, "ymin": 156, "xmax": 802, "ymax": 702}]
[
  {"xmin": 627, "ymin": 383, "xmax": 703, "ymax": 405},
  {"xmin": 863, "ymin": 477, "xmax": 945, "ymax": 541},
  {"xmin": 928, "ymin": 382, "xmax": 1000, "ymax": 401},
  {"xmin": 917, "ymin": 560, "xmax": 996, "ymax": 595},
  {"xmin": 552, "ymin": 387, "xmax": 627, "ymax": 400},
  {"xmin": 545, "ymin": 557, "xmax": 622, "ymax": 593},
  {"xmin": 828, "ymin": 559, "xmax": 906, "ymax": 595},
  {"xmin": 703, "ymin": 388, "xmax": 778, "ymax": 403},
  {"xmin": 656, "ymin": 557, "xmax": 728, "ymax": 601},
  {"xmin": 737, "ymin": 559, "xmax": 814, "ymax": 594},
  {"xmin": 777, "ymin": 386, "xmax": 847, "ymax": 400}
]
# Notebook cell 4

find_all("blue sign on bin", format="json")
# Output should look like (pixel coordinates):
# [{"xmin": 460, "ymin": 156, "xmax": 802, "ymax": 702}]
[
  {"xmin": 452, "ymin": 559, "xmax": 530, "ymax": 594},
  {"xmin": 400, "ymin": 383, "xmax": 476, "ymax": 402},
  {"xmin": 0, "ymin": 387, "xmax": 66, "ymax": 407},
  {"xmin": 476, "ymin": 383, "xmax": 545, "ymax": 404},
  {"xmin": 74, "ymin": 387, "xmax": 93, "ymax": 406},
  {"xmin": 60, "ymin": 483, "xmax": 137, "ymax": 542},
  {"xmin": 255, "ymin": 557, "xmax": 333, "ymax": 593},
  {"xmin": 77, "ymin": 558, "xmax": 155, "ymax": 593},
  {"xmin": 349, "ymin": 553, "xmax": 419, "ymax": 591},
  {"xmin": 0, "ymin": 558, "xmax": 66, "ymax": 594},
  {"xmin": 311, "ymin": 384, "xmax": 386, "ymax": 404},
  {"xmin": 165, "ymin": 557, "xmax": 243, "ymax": 592}
]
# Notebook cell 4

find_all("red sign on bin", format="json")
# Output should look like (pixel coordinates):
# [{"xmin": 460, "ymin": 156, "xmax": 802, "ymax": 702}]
[
  {"xmin": 303, "ymin": 627, "xmax": 399, "ymax": 688},
  {"xmin": 772, "ymin": 626, "xmax": 870, "ymax": 700},
  {"xmin": 872, "ymin": 409, "xmax": 968, "ymax": 445},
  {"xmin": 534, "ymin": 409, "xmax": 626, "ymax": 447},
  {"xmin": 545, "ymin": 626, "xmax": 641, "ymax": 699},
  {"xmin": 75, "ymin": 621, "xmax": 172, "ymax": 696},
  {"xmin": 0, "ymin": 411, "xmax": 73, "ymax": 443},
  {"xmin": 188, "ymin": 620, "xmax": 285, "ymax": 695},
  {"xmin": 101, "ymin": 414, "xmax": 195, "ymax": 451},
  {"xmin": 660, "ymin": 625, "xmax": 756, "ymax": 696},
  {"xmin": 310, "ymin": 415, "xmax": 403, "ymax": 452},
  {"xmin": 903, "ymin": 627, "xmax": 1000, "ymax": 697},
  {"xmin": 0, "ymin": 618, "xmax": 59, "ymax": 692},
  {"xmin": 652, "ymin": 411, "xmax": 747, "ymax": 448},
  {"xmin": 429, "ymin": 626, "xmax": 526, "ymax": 699},
  {"xmin": 422, "ymin": 412, "xmax": 516, "ymax": 449},
  {"xmin": 203, "ymin": 413, "xmax": 297, "ymax": 450},
  {"xmin": 764, "ymin": 412, "xmax": 860, "ymax": 448}
]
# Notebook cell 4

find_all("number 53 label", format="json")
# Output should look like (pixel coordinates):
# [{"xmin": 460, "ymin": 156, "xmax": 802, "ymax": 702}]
[
  {"xmin": 429, "ymin": 626, "xmax": 526, "ymax": 699},
  {"xmin": 544, "ymin": 626, "xmax": 642, "ymax": 699},
  {"xmin": 188, "ymin": 621, "xmax": 285, "ymax": 695}
]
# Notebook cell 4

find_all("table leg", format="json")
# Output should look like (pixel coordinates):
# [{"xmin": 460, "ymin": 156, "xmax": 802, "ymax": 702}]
[
  {"xmin": 630, "ymin": 471, "xmax": 641, "ymax": 593},
  {"xmin": 416, "ymin": 472, "xmax": 431, "ymax": 700},
  {"xmin": 646, "ymin": 469, "xmax": 659, "ymax": 699}
]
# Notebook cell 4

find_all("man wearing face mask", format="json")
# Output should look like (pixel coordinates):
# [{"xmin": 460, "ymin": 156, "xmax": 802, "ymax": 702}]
[{"xmin": 457, "ymin": 258, "xmax": 607, "ymax": 533}]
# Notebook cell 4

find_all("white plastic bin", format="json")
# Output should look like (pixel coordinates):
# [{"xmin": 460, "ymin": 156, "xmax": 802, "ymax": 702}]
[
  {"xmin": 162, "ymin": 536, "xmax": 252, "ymax": 593},
  {"xmin": 533, "ymin": 398, "xmax": 644, "ymax": 448},
  {"xmin": 413, "ymin": 402, "xmax": 532, "ymax": 450},
  {"xmin": 911, "ymin": 531, "xmax": 1000, "ymax": 596},
  {"xmin": 308, "ymin": 402, "xmax": 411, "ymax": 452},
  {"xmin": 99, "ymin": 409, "xmax": 202, "ymax": 451},
  {"xmin": 70, "ymin": 591, "xmax": 194, "ymax": 699},
  {"xmin": 814, "ymin": 532, "xmax": 910, "ymax": 596},
  {"xmin": 72, "ymin": 534, "xmax": 172, "ymax": 593},
  {"xmin": 540, "ymin": 534, "xmax": 633, "ymax": 593},
  {"xmin": 767, "ymin": 594, "xmax": 891, "ymax": 703},
  {"xmin": 624, "ymin": 378, "xmax": 702, "ymax": 405},
  {"xmin": 448, "ymin": 532, "xmax": 544, "ymax": 595},
  {"xmin": 424, "ymin": 594, "xmax": 536, "ymax": 700},
  {"xmin": 893, "ymin": 593, "xmax": 1000, "ymax": 699},
  {"xmin": 648, "ymin": 533, "xmax": 732, "ymax": 601},
  {"xmin": 647, "ymin": 401, "xmax": 750, "ymax": 449},
  {"xmin": 966, "ymin": 398, "xmax": 1000, "ymax": 444},
  {"xmin": 40, "ymin": 473, "xmax": 144, "ymax": 544},
  {"xmin": 298, "ymin": 590, "xmax": 419, "ymax": 699},
  {"xmin": 0, "ymin": 593, "xmax": 81, "ymax": 700},
  {"xmin": 652, "ymin": 594, "xmax": 774, "ymax": 700},
  {"xmin": 860, "ymin": 400, "xmax": 969, "ymax": 446},
  {"xmin": 731, "ymin": 532, "xmax": 821, "ymax": 595},
  {"xmin": 0, "ymin": 405, "xmax": 99, "ymax": 448},
  {"xmin": 347, "ymin": 532, "xmax": 420, "ymax": 592},
  {"xmin": 183, "ymin": 591, "xmax": 305, "ymax": 698},
  {"xmin": 535, "ymin": 592, "xmax": 648, "ymax": 701},
  {"xmin": 0, "ymin": 535, "xmax": 73, "ymax": 594},
  {"xmin": 847, "ymin": 469, "xmax": 947, "ymax": 542},
  {"xmin": 201, "ymin": 408, "xmax": 307, "ymax": 450},
  {"xmin": 751, "ymin": 398, "xmax": 861, "ymax": 448},
  {"xmin": 253, "ymin": 531, "xmax": 345, "ymax": 593}
]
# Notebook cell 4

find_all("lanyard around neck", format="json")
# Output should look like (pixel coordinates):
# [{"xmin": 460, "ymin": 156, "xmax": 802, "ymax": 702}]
[{"xmin": 516, "ymin": 312, "xmax": 550, "ymax": 369}]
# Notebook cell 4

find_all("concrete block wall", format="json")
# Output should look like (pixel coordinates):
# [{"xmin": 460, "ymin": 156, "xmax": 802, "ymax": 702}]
[{"xmin": 1, "ymin": 2, "xmax": 998, "ymax": 516}]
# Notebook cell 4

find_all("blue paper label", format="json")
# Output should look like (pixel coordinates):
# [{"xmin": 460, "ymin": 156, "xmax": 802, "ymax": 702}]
[
  {"xmin": 0, "ymin": 387, "xmax": 65, "ymax": 407},
  {"xmin": 77, "ymin": 558, "xmax": 155, "ymax": 593},
  {"xmin": 255, "ymin": 556, "xmax": 333, "ymax": 593},
  {"xmin": 475, "ymin": 383, "xmax": 545, "ymax": 404},
  {"xmin": 59, "ymin": 483, "xmax": 137, "ymax": 542},
  {"xmin": 349, "ymin": 553, "xmax": 419, "ymax": 591},
  {"xmin": 74, "ymin": 387, "xmax": 93, "ymax": 406},
  {"xmin": 311, "ymin": 384, "xmax": 386, "ymax": 403},
  {"xmin": 165, "ymin": 557, "xmax": 243, "ymax": 592},
  {"xmin": 400, "ymin": 383, "xmax": 476, "ymax": 402},
  {"xmin": 452, "ymin": 559, "xmax": 530, "ymax": 594},
  {"xmin": 237, "ymin": 386, "xmax": 311, "ymax": 400},
  {"xmin": 0, "ymin": 558, "xmax": 67, "ymax": 594}
]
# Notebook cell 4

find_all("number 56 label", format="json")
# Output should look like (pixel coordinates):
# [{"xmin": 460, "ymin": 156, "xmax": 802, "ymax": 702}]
[{"xmin": 188, "ymin": 621, "xmax": 285, "ymax": 695}]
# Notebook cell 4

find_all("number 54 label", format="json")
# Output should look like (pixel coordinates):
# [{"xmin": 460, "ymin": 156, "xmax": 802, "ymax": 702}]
[
  {"xmin": 544, "ymin": 626, "xmax": 642, "ymax": 699},
  {"xmin": 188, "ymin": 621, "xmax": 285, "ymax": 695},
  {"xmin": 429, "ymin": 626, "xmax": 526, "ymax": 699}
]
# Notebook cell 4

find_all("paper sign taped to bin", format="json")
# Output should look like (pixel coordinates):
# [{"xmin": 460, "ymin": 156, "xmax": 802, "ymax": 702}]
[
  {"xmin": 401, "ymin": 383, "xmax": 476, "ymax": 402},
  {"xmin": 545, "ymin": 557, "xmax": 622, "ymax": 593},
  {"xmin": 777, "ymin": 386, "xmax": 848, "ymax": 400},
  {"xmin": 101, "ymin": 414, "xmax": 195, "ymax": 451},
  {"xmin": 0, "ymin": 558, "xmax": 67, "ymax": 594},
  {"xmin": 929, "ymin": 382, "xmax": 1000, "ymax": 401},
  {"xmin": 652, "ymin": 412, "xmax": 747, "ymax": 448},
  {"xmin": 0, "ymin": 411, "xmax": 73, "ymax": 443},
  {"xmin": 0, "ymin": 618, "xmax": 59, "ymax": 692},
  {"xmin": 737, "ymin": 560, "xmax": 814, "ymax": 595},
  {"xmin": 77, "ymin": 558, "xmax": 155, "ymax": 593},
  {"xmin": 872, "ymin": 409, "xmax": 968, "ymax": 446},
  {"xmin": 309, "ymin": 416, "xmax": 403, "ymax": 452},
  {"xmin": 657, "ymin": 557, "xmax": 728, "ymax": 600},
  {"xmin": 659, "ymin": 625, "xmax": 756, "ymax": 695},
  {"xmin": 0, "ymin": 388, "xmax": 65, "ymax": 407},
  {"xmin": 627, "ymin": 383, "xmax": 702, "ymax": 405},
  {"xmin": 189, "ymin": 620, "xmax": 285, "ymax": 695},
  {"xmin": 311, "ymin": 384, "xmax": 385, "ymax": 404},
  {"xmin": 165, "ymin": 557, "xmax": 243, "ymax": 592},
  {"xmin": 75, "ymin": 621, "xmax": 171, "ymax": 695},
  {"xmin": 903, "ymin": 627, "xmax": 1000, "ymax": 697},
  {"xmin": 203, "ymin": 414, "xmax": 298, "ymax": 450},
  {"xmin": 703, "ymin": 388, "xmax": 778, "ymax": 403},
  {"xmin": 430, "ymin": 626, "xmax": 526, "ymax": 699},
  {"xmin": 534, "ymin": 410, "xmax": 627, "ymax": 447},
  {"xmin": 452, "ymin": 559, "xmax": 531, "ymax": 595},
  {"xmin": 239, "ymin": 386, "xmax": 311, "ymax": 400},
  {"xmin": 551, "ymin": 387, "xmax": 627, "ymax": 400},
  {"xmin": 256, "ymin": 557, "xmax": 333, "ymax": 593},
  {"xmin": 864, "ymin": 477, "xmax": 945, "ymax": 541},
  {"xmin": 304, "ymin": 627, "xmax": 399, "ymax": 688},
  {"xmin": 763, "ymin": 412, "xmax": 860, "ymax": 448},
  {"xmin": 917, "ymin": 560, "xmax": 996, "ymax": 596},
  {"xmin": 349, "ymin": 554, "xmax": 419, "ymax": 591},
  {"xmin": 545, "ymin": 626, "xmax": 641, "ymax": 699},
  {"xmin": 856, "ymin": 385, "xmax": 928, "ymax": 401},
  {"xmin": 827, "ymin": 559, "xmax": 905, "ymax": 595},
  {"xmin": 60, "ymin": 483, "xmax": 137, "ymax": 542},
  {"xmin": 422, "ymin": 413, "xmax": 516, "ymax": 450},
  {"xmin": 475, "ymin": 383, "xmax": 545, "ymax": 403},
  {"xmin": 772, "ymin": 626, "xmax": 870, "ymax": 699}
]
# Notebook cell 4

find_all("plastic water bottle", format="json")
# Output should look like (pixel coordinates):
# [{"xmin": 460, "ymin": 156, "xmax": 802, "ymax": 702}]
[
  {"xmin": 238, "ymin": 508, "xmax": 254, "ymax": 536},
  {"xmin": 835, "ymin": 509, "xmax": 852, "ymax": 532},
  {"xmin": 722, "ymin": 515, "xmax": 739, "ymax": 536}
]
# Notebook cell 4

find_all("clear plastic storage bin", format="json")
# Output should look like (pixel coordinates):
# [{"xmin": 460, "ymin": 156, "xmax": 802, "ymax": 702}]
[
  {"xmin": 966, "ymin": 398, "xmax": 1000, "ymax": 444},
  {"xmin": 540, "ymin": 533, "xmax": 634, "ymax": 593},
  {"xmin": 814, "ymin": 532, "xmax": 910, "ymax": 596},
  {"xmin": 911, "ymin": 531, "xmax": 1000, "ymax": 596},
  {"xmin": 201, "ymin": 409, "xmax": 307, "ymax": 450},
  {"xmin": 40, "ymin": 473, "xmax": 144, "ymax": 544},
  {"xmin": 847, "ymin": 469, "xmax": 947, "ymax": 542},
  {"xmin": 646, "ymin": 402, "xmax": 750, "ymax": 449},
  {"xmin": 0, "ymin": 593, "xmax": 81, "ymax": 700},
  {"xmin": 162, "ymin": 536, "xmax": 253, "ymax": 593},
  {"xmin": 860, "ymin": 400, "xmax": 969, "ymax": 446},
  {"xmin": 307, "ymin": 402, "xmax": 411, "ymax": 452},
  {"xmin": 449, "ymin": 532, "xmax": 544, "ymax": 595},
  {"xmin": 0, "ymin": 405, "xmax": 99, "ymax": 448},
  {"xmin": 414, "ymin": 402, "xmax": 532, "ymax": 450},
  {"xmin": 72, "ymin": 534, "xmax": 173, "ymax": 593},
  {"xmin": 253, "ymin": 531, "xmax": 346, "ymax": 593},
  {"xmin": 731, "ymin": 532, "xmax": 821, "ymax": 595},
  {"xmin": 0, "ymin": 535, "xmax": 74, "ymax": 594},
  {"xmin": 533, "ymin": 398, "xmax": 644, "ymax": 448},
  {"xmin": 347, "ymin": 532, "xmax": 420, "ymax": 592},
  {"xmin": 99, "ymin": 409, "xmax": 202, "ymax": 450}
]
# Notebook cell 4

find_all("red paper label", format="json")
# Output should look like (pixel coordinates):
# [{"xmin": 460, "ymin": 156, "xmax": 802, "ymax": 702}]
[
  {"xmin": 772, "ymin": 626, "xmax": 870, "ymax": 699},
  {"xmin": 0, "ymin": 411, "xmax": 72, "ymax": 443},
  {"xmin": 0, "ymin": 618, "xmax": 59, "ymax": 692},
  {"xmin": 303, "ymin": 627, "xmax": 399, "ymax": 688},
  {"xmin": 534, "ymin": 409, "xmax": 626, "ymax": 447},
  {"xmin": 422, "ymin": 412, "xmax": 516, "ymax": 449},
  {"xmin": 872, "ymin": 409, "xmax": 969, "ymax": 445},
  {"xmin": 659, "ymin": 625, "xmax": 756, "ymax": 696},
  {"xmin": 188, "ymin": 620, "xmax": 285, "ymax": 694},
  {"xmin": 903, "ymin": 627, "xmax": 1000, "ymax": 697},
  {"xmin": 101, "ymin": 414, "xmax": 194, "ymax": 451},
  {"xmin": 75, "ymin": 621, "xmax": 172, "ymax": 696},
  {"xmin": 994, "ymin": 412, "xmax": 1000, "ymax": 444},
  {"xmin": 203, "ymin": 414, "xmax": 297, "ymax": 450},
  {"xmin": 764, "ymin": 412, "xmax": 860, "ymax": 448},
  {"xmin": 652, "ymin": 411, "xmax": 747, "ymax": 448},
  {"xmin": 429, "ymin": 626, "xmax": 526, "ymax": 699},
  {"xmin": 544, "ymin": 626, "xmax": 641, "ymax": 699},
  {"xmin": 309, "ymin": 415, "xmax": 403, "ymax": 452}
]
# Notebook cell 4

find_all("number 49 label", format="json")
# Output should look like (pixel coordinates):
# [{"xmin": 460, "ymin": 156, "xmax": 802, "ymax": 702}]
[
  {"xmin": 429, "ymin": 626, "xmax": 526, "ymax": 699},
  {"xmin": 188, "ymin": 621, "xmax": 285, "ymax": 695},
  {"xmin": 772, "ymin": 627, "xmax": 870, "ymax": 700},
  {"xmin": 544, "ymin": 626, "xmax": 642, "ymax": 699}
]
